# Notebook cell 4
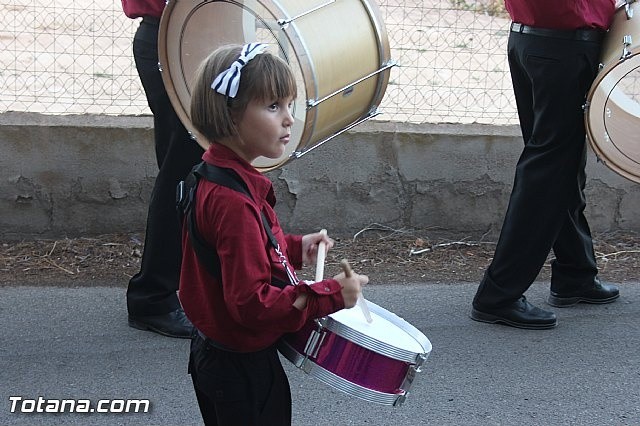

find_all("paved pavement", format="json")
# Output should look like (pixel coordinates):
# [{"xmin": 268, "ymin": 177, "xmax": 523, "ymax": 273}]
[{"xmin": 1, "ymin": 281, "xmax": 639, "ymax": 425}]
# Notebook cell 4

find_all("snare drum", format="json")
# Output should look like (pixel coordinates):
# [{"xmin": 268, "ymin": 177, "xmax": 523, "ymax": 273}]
[
  {"xmin": 158, "ymin": 0, "xmax": 393, "ymax": 172},
  {"xmin": 585, "ymin": 0, "xmax": 640, "ymax": 183},
  {"xmin": 278, "ymin": 300, "xmax": 432, "ymax": 406}
]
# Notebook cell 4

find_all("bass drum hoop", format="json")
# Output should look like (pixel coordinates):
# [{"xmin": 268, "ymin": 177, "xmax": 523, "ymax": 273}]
[{"xmin": 585, "ymin": 50, "xmax": 640, "ymax": 184}]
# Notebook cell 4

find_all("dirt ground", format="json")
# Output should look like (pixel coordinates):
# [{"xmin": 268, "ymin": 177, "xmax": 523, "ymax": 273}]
[{"xmin": 1, "ymin": 227, "xmax": 639, "ymax": 287}]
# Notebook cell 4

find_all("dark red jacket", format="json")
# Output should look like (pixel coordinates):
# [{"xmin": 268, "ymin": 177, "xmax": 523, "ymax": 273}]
[
  {"xmin": 505, "ymin": 0, "xmax": 616, "ymax": 30},
  {"xmin": 179, "ymin": 144, "xmax": 344, "ymax": 352},
  {"xmin": 121, "ymin": 0, "xmax": 164, "ymax": 19}
]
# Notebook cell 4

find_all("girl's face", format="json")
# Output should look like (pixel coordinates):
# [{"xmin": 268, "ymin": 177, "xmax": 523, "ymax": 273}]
[{"xmin": 232, "ymin": 96, "xmax": 295, "ymax": 163}]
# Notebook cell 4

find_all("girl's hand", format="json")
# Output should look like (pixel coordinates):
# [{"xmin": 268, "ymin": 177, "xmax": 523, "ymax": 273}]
[
  {"xmin": 301, "ymin": 231, "xmax": 334, "ymax": 266},
  {"xmin": 334, "ymin": 270, "xmax": 368, "ymax": 308}
]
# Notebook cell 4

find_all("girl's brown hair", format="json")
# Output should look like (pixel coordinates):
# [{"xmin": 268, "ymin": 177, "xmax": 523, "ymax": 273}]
[{"xmin": 190, "ymin": 44, "xmax": 297, "ymax": 144}]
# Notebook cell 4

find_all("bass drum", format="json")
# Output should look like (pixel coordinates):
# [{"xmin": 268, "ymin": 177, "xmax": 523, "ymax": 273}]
[
  {"xmin": 158, "ymin": 0, "xmax": 392, "ymax": 172},
  {"xmin": 585, "ymin": 0, "xmax": 640, "ymax": 184}
]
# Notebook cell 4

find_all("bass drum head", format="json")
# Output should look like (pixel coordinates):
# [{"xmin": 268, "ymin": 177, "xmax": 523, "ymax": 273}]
[
  {"xmin": 586, "ymin": 53, "xmax": 640, "ymax": 184},
  {"xmin": 158, "ymin": 0, "xmax": 306, "ymax": 172}
]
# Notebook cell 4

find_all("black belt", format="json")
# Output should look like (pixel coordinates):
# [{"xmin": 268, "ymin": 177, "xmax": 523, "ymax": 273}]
[
  {"xmin": 510, "ymin": 22, "xmax": 605, "ymax": 42},
  {"xmin": 196, "ymin": 330, "xmax": 278, "ymax": 357},
  {"xmin": 196, "ymin": 329, "xmax": 237, "ymax": 352}
]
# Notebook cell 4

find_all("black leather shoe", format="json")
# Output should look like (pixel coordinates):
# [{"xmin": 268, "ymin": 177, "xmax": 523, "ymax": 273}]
[
  {"xmin": 128, "ymin": 308, "xmax": 194, "ymax": 339},
  {"xmin": 548, "ymin": 278, "xmax": 619, "ymax": 307},
  {"xmin": 471, "ymin": 296, "xmax": 557, "ymax": 330}
]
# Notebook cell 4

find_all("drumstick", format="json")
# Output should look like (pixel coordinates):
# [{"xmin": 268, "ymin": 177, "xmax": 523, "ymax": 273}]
[
  {"xmin": 339, "ymin": 258, "xmax": 352, "ymax": 277},
  {"xmin": 314, "ymin": 229, "xmax": 328, "ymax": 282},
  {"xmin": 340, "ymin": 259, "xmax": 373, "ymax": 323}
]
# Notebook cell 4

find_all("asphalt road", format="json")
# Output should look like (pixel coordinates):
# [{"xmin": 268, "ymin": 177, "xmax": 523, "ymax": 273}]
[{"xmin": 1, "ymin": 281, "xmax": 639, "ymax": 425}]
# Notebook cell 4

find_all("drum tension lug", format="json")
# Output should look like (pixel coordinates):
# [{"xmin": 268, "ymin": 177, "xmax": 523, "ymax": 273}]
[
  {"xmin": 301, "ymin": 320, "xmax": 327, "ymax": 373},
  {"xmin": 621, "ymin": 35, "xmax": 633, "ymax": 60},
  {"xmin": 393, "ymin": 394, "xmax": 407, "ymax": 407},
  {"xmin": 414, "ymin": 352, "xmax": 429, "ymax": 371},
  {"xmin": 625, "ymin": 1, "xmax": 635, "ymax": 20}
]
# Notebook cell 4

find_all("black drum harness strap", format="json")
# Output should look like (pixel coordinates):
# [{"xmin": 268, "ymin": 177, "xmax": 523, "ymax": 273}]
[{"xmin": 176, "ymin": 162, "xmax": 298, "ymax": 288}]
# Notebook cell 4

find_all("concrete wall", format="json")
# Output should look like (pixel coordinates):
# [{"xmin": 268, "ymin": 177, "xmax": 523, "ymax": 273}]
[{"xmin": 1, "ymin": 112, "xmax": 639, "ymax": 240}]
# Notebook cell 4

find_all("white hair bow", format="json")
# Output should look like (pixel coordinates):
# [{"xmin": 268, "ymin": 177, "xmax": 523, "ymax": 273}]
[{"xmin": 211, "ymin": 43, "xmax": 268, "ymax": 98}]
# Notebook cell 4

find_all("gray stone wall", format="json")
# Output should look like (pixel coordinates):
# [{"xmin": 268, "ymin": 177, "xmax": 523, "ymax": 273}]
[{"xmin": 1, "ymin": 112, "xmax": 638, "ymax": 240}]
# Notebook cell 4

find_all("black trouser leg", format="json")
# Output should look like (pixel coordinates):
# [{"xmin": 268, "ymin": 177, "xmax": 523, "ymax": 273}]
[
  {"xmin": 474, "ymin": 32, "xmax": 601, "ymax": 308},
  {"xmin": 188, "ymin": 336, "xmax": 292, "ymax": 426},
  {"xmin": 126, "ymin": 20, "xmax": 204, "ymax": 316},
  {"xmin": 550, "ymin": 141, "xmax": 598, "ymax": 292}
]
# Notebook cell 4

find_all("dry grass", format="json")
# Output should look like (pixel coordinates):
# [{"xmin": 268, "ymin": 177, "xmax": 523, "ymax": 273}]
[{"xmin": 1, "ymin": 227, "xmax": 639, "ymax": 287}]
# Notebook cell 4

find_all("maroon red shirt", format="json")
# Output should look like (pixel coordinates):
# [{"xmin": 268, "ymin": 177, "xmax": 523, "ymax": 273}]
[
  {"xmin": 179, "ymin": 144, "xmax": 345, "ymax": 352},
  {"xmin": 121, "ymin": 0, "xmax": 165, "ymax": 19},
  {"xmin": 505, "ymin": 0, "xmax": 616, "ymax": 30}
]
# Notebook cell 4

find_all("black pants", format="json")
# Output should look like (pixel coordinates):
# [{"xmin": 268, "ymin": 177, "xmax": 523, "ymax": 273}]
[
  {"xmin": 473, "ymin": 30, "xmax": 602, "ymax": 308},
  {"xmin": 126, "ymin": 18, "xmax": 204, "ymax": 316},
  {"xmin": 188, "ymin": 335, "xmax": 292, "ymax": 426}
]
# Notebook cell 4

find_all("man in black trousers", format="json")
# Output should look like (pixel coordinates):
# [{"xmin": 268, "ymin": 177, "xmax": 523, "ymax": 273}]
[
  {"xmin": 471, "ymin": 0, "xmax": 620, "ymax": 329},
  {"xmin": 122, "ymin": 0, "xmax": 204, "ymax": 338}
]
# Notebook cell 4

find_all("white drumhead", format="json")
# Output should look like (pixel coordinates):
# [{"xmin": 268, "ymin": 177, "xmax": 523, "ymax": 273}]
[{"xmin": 329, "ymin": 306, "xmax": 426, "ymax": 354}]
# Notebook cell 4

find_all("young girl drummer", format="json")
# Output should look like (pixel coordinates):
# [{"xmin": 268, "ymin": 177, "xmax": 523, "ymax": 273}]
[{"xmin": 179, "ymin": 43, "xmax": 368, "ymax": 425}]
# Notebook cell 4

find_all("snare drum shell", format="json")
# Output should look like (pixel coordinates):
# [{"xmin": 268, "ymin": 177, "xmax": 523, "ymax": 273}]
[
  {"xmin": 279, "ymin": 301, "xmax": 432, "ymax": 405},
  {"xmin": 283, "ymin": 320, "xmax": 411, "ymax": 394}
]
